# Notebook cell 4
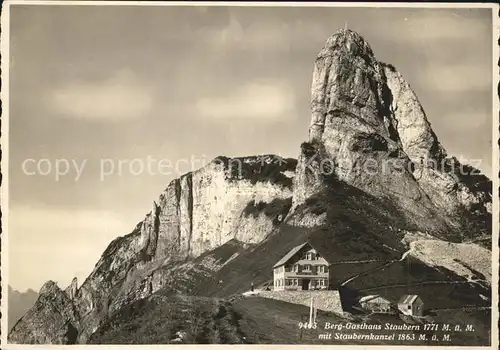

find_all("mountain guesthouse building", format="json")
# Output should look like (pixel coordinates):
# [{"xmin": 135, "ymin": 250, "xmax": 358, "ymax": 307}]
[{"xmin": 273, "ymin": 242, "xmax": 330, "ymax": 291}]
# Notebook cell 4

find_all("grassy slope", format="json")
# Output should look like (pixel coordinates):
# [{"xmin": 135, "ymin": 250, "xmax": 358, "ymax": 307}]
[
  {"xmin": 148, "ymin": 239, "xmax": 252, "ymax": 297},
  {"xmin": 89, "ymin": 293, "xmax": 243, "ymax": 344},
  {"xmin": 89, "ymin": 292, "xmax": 330, "ymax": 344},
  {"xmin": 90, "ymin": 293, "xmax": 490, "ymax": 345},
  {"xmin": 88, "ymin": 292, "xmax": 397, "ymax": 345}
]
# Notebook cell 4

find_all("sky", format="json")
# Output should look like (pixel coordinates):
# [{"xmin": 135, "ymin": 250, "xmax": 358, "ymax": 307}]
[{"xmin": 7, "ymin": 4, "xmax": 494, "ymax": 291}]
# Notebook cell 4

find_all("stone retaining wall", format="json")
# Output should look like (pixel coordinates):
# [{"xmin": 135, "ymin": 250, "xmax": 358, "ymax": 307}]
[{"xmin": 257, "ymin": 290, "xmax": 343, "ymax": 315}]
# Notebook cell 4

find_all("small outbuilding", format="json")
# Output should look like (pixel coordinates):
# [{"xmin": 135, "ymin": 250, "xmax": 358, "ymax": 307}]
[
  {"xmin": 398, "ymin": 294, "xmax": 424, "ymax": 317},
  {"xmin": 358, "ymin": 295, "xmax": 392, "ymax": 314}
]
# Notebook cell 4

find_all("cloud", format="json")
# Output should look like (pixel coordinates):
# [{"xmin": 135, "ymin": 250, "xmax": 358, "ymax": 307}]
[
  {"xmin": 195, "ymin": 81, "xmax": 296, "ymax": 120},
  {"xmin": 204, "ymin": 15, "xmax": 283, "ymax": 51},
  {"xmin": 9, "ymin": 205, "xmax": 135, "ymax": 290},
  {"xmin": 372, "ymin": 9, "xmax": 490, "ymax": 44},
  {"xmin": 48, "ymin": 69, "xmax": 153, "ymax": 122},
  {"xmin": 416, "ymin": 64, "xmax": 491, "ymax": 93},
  {"xmin": 403, "ymin": 11, "xmax": 489, "ymax": 41},
  {"xmin": 201, "ymin": 13, "xmax": 324, "ymax": 54}
]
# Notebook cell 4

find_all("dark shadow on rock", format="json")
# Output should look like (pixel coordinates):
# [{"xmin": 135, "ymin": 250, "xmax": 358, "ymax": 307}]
[{"xmin": 65, "ymin": 322, "xmax": 79, "ymax": 344}]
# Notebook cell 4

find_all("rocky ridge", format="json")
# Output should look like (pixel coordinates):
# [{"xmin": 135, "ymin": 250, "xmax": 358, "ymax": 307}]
[{"xmin": 9, "ymin": 155, "xmax": 296, "ymax": 343}]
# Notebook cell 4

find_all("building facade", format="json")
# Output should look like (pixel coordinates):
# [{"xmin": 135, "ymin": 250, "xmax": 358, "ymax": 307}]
[
  {"xmin": 358, "ymin": 295, "xmax": 393, "ymax": 314},
  {"xmin": 397, "ymin": 294, "xmax": 424, "ymax": 317},
  {"xmin": 273, "ymin": 242, "xmax": 330, "ymax": 291}
]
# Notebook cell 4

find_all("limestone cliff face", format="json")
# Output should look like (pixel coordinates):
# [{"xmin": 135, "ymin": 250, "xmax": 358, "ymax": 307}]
[
  {"xmin": 292, "ymin": 28, "xmax": 491, "ymax": 234},
  {"xmin": 138, "ymin": 155, "xmax": 295, "ymax": 263},
  {"xmin": 9, "ymin": 155, "xmax": 296, "ymax": 344}
]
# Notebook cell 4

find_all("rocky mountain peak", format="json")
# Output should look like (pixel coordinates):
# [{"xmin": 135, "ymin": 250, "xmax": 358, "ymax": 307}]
[
  {"xmin": 296, "ymin": 28, "xmax": 491, "ymax": 234},
  {"xmin": 309, "ymin": 28, "xmax": 449, "ymax": 166},
  {"xmin": 309, "ymin": 29, "xmax": 388, "ymax": 145},
  {"xmin": 64, "ymin": 277, "xmax": 78, "ymax": 300},
  {"xmin": 317, "ymin": 28, "xmax": 376, "ymax": 61},
  {"xmin": 39, "ymin": 280, "xmax": 60, "ymax": 295}
]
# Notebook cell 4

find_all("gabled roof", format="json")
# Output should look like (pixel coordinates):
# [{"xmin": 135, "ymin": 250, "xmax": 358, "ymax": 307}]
[
  {"xmin": 398, "ymin": 294, "xmax": 420, "ymax": 305},
  {"xmin": 273, "ymin": 242, "xmax": 310, "ymax": 268},
  {"xmin": 359, "ymin": 295, "xmax": 391, "ymax": 304}
]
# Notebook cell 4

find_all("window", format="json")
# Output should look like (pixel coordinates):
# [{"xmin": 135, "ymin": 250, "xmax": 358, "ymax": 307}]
[
  {"xmin": 294, "ymin": 279, "xmax": 298, "ymax": 286},
  {"xmin": 293, "ymin": 265, "xmax": 299, "ymax": 273},
  {"xmin": 305, "ymin": 252, "xmax": 315, "ymax": 260},
  {"xmin": 303, "ymin": 264, "xmax": 311, "ymax": 272},
  {"xmin": 318, "ymin": 266, "xmax": 324, "ymax": 273},
  {"xmin": 318, "ymin": 279, "xmax": 324, "ymax": 287},
  {"xmin": 407, "ymin": 305, "xmax": 411, "ymax": 310}
]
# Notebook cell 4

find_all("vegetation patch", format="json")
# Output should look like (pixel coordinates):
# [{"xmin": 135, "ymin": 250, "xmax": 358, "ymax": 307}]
[
  {"xmin": 242, "ymin": 198, "xmax": 293, "ymax": 224},
  {"xmin": 89, "ymin": 295, "xmax": 245, "ymax": 344},
  {"xmin": 213, "ymin": 155, "xmax": 297, "ymax": 188}
]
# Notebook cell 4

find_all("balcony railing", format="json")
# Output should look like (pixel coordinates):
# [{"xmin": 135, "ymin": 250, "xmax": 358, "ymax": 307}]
[{"xmin": 284, "ymin": 270, "xmax": 329, "ymax": 276}]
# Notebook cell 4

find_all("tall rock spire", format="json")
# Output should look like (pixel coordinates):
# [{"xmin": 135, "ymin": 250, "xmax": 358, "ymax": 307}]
[
  {"xmin": 293, "ymin": 28, "xmax": 491, "ymax": 232},
  {"xmin": 309, "ymin": 28, "xmax": 388, "ymax": 144}
]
